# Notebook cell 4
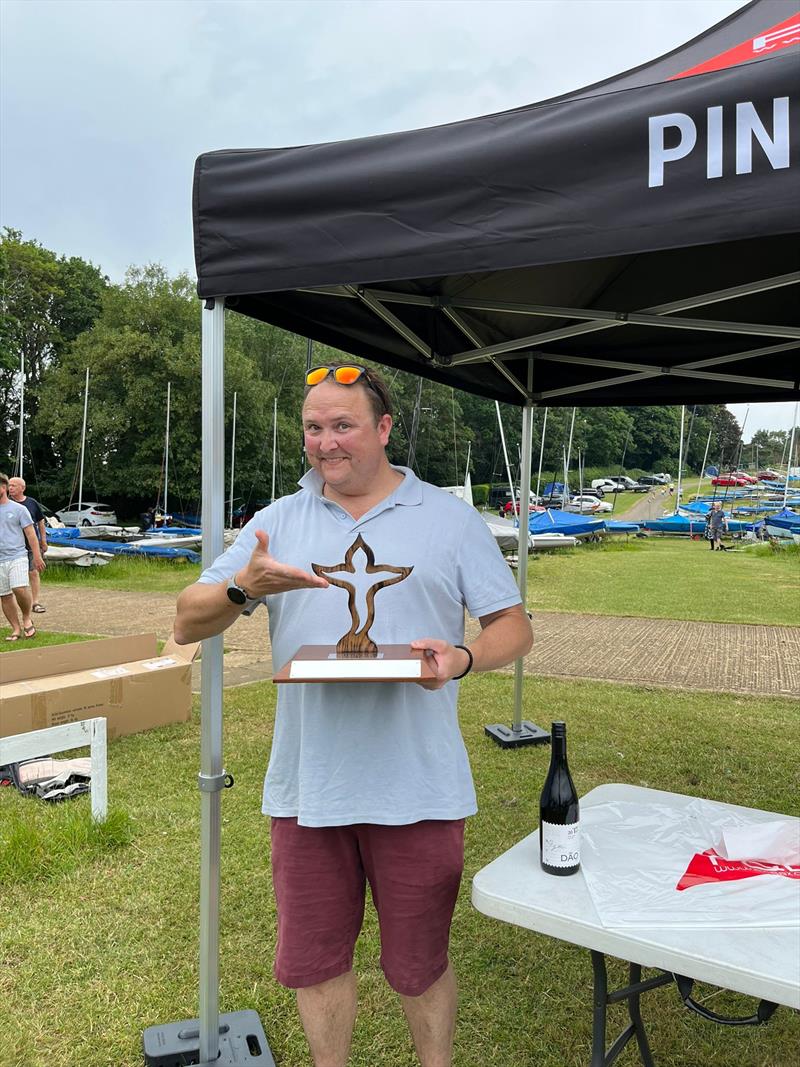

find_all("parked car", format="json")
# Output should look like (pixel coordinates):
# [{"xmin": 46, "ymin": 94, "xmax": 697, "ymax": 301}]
[
  {"xmin": 602, "ymin": 476, "xmax": 650, "ymax": 493},
  {"xmin": 710, "ymin": 475, "xmax": 748, "ymax": 487},
  {"xmin": 637, "ymin": 475, "xmax": 663, "ymax": 486},
  {"xmin": 488, "ymin": 486, "xmax": 513, "ymax": 509},
  {"xmin": 501, "ymin": 500, "xmax": 538, "ymax": 516},
  {"xmin": 757, "ymin": 470, "xmax": 781, "ymax": 481},
  {"xmin": 730, "ymin": 470, "xmax": 758, "ymax": 484},
  {"xmin": 55, "ymin": 502, "xmax": 118, "ymax": 527},
  {"xmin": 564, "ymin": 494, "xmax": 613, "ymax": 513}
]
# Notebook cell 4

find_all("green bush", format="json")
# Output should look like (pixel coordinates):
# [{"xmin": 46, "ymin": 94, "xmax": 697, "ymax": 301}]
[{"xmin": 472, "ymin": 483, "xmax": 489, "ymax": 506}]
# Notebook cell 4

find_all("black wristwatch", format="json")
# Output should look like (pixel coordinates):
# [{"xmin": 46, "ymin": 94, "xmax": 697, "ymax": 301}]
[{"xmin": 226, "ymin": 575, "xmax": 255, "ymax": 606}]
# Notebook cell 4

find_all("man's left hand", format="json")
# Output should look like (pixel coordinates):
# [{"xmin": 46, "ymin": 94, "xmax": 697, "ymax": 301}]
[
  {"xmin": 33, "ymin": 555, "xmax": 46, "ymax": 573},
  {"xmin": 410, "ymin": 638, "xmax": 471, "ymax": 690}
]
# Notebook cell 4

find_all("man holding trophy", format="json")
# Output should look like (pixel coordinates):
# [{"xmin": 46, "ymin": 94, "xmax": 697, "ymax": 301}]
[{"xmin": 175, "ymin": 363, "xmax": 532, "ymax": 1067}]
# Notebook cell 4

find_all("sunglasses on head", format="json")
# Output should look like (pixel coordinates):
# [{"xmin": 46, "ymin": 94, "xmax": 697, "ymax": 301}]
[{"xmin": 305, "ymin": 365, "xmax": 370, "ymax": 387}]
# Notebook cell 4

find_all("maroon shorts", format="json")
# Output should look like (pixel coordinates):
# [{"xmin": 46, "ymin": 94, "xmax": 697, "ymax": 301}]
[{"xmin": 270, "ymin": 817, "xmax": 465, "ymax": 997}]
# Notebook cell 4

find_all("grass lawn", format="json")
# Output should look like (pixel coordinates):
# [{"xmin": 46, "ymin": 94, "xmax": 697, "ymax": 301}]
[
  {"xmin": 1, "ymin": 674, "xmax": 798, "ymax": 1067},
  {"xmin": 528, "ymin": 539, "xmax": 800, "ymax": 626},
  {"xmin": 42, "ymin": 554, "xmax": 201, "ymax": 595},
  {"xmin": 37, "ymin": 527, "xmax": 800, "ymax": 631},
  {"xmin": 0, "ymin": 630, "xmax": 102, "ymax": 652}
]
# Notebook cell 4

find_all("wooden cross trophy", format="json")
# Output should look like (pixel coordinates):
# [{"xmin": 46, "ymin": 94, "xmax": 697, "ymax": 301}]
[{"xmin": 273, "ymin": 534, "xmax": 436, "ymax": 683}]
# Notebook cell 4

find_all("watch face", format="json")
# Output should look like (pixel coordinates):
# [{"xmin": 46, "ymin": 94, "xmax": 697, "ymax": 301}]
[{"xmin": 227, "ymin": 582, "xmax": 247, "ymax": 605}]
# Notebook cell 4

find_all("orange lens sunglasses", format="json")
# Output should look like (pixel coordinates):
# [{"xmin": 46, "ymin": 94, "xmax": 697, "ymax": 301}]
[{"xmin": 305, "ymin": 365, "xmax": 368, "ymax": 387}]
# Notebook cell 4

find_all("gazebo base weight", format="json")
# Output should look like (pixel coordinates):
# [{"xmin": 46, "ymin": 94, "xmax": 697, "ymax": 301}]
[
  {"xmin": 484, "ymin": 720, "xmax": 550, "ymax": 748},
  {"xmin": 143, "ymin": 1009, "xmax": 274, "ymax": 1067}
]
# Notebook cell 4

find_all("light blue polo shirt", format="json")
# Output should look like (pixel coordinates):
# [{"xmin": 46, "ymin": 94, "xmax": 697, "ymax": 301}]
[
  {"xmin": 199, "ymin": 466, "xmax": 522, "ymax": 826},
  {"xmin": 0, "ymin": 500, "xmax": 33, "ymax": 562}
]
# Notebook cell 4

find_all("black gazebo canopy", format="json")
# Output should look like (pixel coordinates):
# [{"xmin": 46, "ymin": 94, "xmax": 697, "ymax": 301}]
[{"xmin": 193, "ymin": 0, "xmax": 799, "ymax": 409}]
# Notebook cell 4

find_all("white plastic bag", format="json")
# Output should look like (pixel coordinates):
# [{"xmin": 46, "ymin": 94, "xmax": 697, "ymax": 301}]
[{"xmin": 580, "ymin": 799, "xmax": 800, "ymax": 928}]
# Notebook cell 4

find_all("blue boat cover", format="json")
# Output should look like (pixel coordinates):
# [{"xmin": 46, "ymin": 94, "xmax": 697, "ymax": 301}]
[
  {"xmin": 64, "ymin": 538, "xmax": 201, "ymax": 562},
  {"xmin": 643, "ymin": 514, "xmax": 752, "ymax": 533},
  {"xmin": 764, "ymin": 508, "xmax": 800, "ymax": 533},
  {"xmin": 641, "ymin": 514, "xmax": 708, "ymax": 533},
  {"xmin": 680, "ymin": 501, "xmax": 711, "ymax": 514},
  {"xmin": 605, "ymin": 521, "xmax": 641, "ymax": 533},
  {"xmin": 529, "ymin": 508, "xmax": 604, "ymax": 537}
]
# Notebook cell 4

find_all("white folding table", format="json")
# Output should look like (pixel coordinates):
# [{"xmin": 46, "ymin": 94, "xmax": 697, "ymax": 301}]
[{"xmin": 472, "ymin": 783, "xmax": 800, "ymax": 1067}]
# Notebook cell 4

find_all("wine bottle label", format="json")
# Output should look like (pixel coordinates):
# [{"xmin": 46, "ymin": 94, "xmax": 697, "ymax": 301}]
[{"xmin": 541, "ymin": 821, "xmax": 580, "ymax": 868}]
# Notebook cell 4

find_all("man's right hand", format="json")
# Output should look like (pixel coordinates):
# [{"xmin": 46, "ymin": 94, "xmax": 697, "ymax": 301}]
[
  {"xmin": 174, "ymin": 529, "xmax": 329, "ymax": 644},
  {"xmin": 235, "ymin": 531, "xmax": 329, "ymax": 598}
]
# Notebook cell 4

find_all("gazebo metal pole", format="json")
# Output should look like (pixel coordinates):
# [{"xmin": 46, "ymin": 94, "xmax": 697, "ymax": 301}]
[
  {"xmin": 199, "ymin": 297, "xmax": 226, "ymax": 1064},
  {"xmin": 143, "ymin": 296, "xmax": 272, "ymax": 1065},
  {"xmin": 143, "ymin": 298, "xmax": 273, "ymax": 1065}
]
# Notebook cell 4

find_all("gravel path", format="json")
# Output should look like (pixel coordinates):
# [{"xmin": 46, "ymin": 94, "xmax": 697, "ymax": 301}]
[{"xmin": 33, "ymin": 586, "xmax": 799, "ymax": 698}]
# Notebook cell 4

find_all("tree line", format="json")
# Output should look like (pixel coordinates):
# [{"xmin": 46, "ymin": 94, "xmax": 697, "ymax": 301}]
[{"xmin": 2, "ymin": 228, "xmax": 763, "ymax": 519}]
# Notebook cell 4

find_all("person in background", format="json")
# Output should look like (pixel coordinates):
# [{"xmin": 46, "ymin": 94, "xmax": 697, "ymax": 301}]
[
  {"xmin": 706, "ymin": 501, "xmax": 728, "ymax": 551},
  {"xmin": 174, "ymin": 362, "xmax": 533, "ymax": 1067},
  {"xmin": 8, "ymin": 477, "xmax": 48, "ymax": 613},
  {"xmin": 0, "ymin": 473, "xmax": 45, "ymax": 640}
]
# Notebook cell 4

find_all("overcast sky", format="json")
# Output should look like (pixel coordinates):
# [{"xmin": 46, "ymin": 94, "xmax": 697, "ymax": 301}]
[{"xmin": 1, "ymin": 0, "xmax": 794, "ymax": 436}]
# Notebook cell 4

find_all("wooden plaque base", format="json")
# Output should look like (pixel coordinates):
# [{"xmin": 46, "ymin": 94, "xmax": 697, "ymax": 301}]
[{"xmin": 273, "ymin": 645, "xmax": 437, "ymax": 684}]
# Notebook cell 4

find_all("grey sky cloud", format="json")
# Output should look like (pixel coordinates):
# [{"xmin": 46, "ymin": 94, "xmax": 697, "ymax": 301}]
[{"xmin": 1, "ymin": 0, "xmax": 794, "ymax": 435}]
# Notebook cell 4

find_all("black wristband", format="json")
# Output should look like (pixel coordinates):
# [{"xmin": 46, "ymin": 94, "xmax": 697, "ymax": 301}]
[{"xmin": 452, "ymin": 644, "xmax": 473, "ymax": 680}]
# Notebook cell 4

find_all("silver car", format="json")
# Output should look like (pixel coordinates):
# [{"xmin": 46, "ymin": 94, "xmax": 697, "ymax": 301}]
[{"xmin": 55, "ymin": 502, "xmax": 118, "ymax": 527}]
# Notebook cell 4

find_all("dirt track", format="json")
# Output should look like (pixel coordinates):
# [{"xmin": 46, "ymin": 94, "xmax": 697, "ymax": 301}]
[{"xmin": 34, "ymin": 585, "xmax": 799, "ymax": 699}]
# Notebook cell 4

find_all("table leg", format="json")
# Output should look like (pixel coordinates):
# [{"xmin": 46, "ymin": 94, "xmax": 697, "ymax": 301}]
[
  {"xmin": 628, "ymin": 963, "xmax": 656, "ymax": 1067},
  {"xmin": 590, "ymin": 952, "xmax": 672, "ymax": 1067},
  {"xmin": 590, "ymin": 950, "xmax": 609, "ymax": 1067}
]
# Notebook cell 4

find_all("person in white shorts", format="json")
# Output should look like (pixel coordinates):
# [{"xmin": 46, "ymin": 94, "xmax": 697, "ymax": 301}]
[
  {"xmin": 8, "ymin": 477, "xmax": 48, "ymax": 613},
  {"xmin": 0, "ymin": 472, "xmax": 45, "ymax": 641}
]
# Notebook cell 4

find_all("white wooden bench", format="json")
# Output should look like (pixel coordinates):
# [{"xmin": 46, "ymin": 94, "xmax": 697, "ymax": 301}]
[{"xmin": 0, "ymin": 717, "xmax": 107, "ymax": 821}]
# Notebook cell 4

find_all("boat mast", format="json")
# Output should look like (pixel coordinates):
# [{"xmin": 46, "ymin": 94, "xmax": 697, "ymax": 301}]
[
  {"xmin": 535, "ymin": 407, "xmax": 548, "ymax": 503},
  {"xmin": 16, "ymin": 353, "xmax": 24, "ymax": 478},
  {"xmin": 300, "ymin": 339, "xmax": 313, "ymax": 478},
  {"xmin": 675, "ymin": 405, "xmax": 685, "ymax": 513},
  {"xmin": 495, "ymin": 401, "xmax": 518, "ymax": 518},
  {"xmin": 164, "ymin": 381, "xmax": 171, "ymax": 518},
  {"xmin": 407, "ymin": 377, "xmax": 423, "ymax": 471},
  {"xmin": 78, "ymin": 367, "xmax": 89, "ymax": 510},
  {"xmin": 564, "ymin": 406, "xmax": 576, "ymax": 505},
  {"xmin": 270, "ymin": 396, "xmax": 278, "ymax": 504},
  {"xmin": 228, "ymin": 391, "xmax": 237, "ymax": 528},
  {"xmin": 696, "ymin": 427, "xmax": 713, "ymax": 499},
  {"xmin": 783, "ymin": 403, "xmax": 798, "ymax": 509},
  {"xmin": 562, "ymin": 446, "xmax": 569, "ymax": 510}
]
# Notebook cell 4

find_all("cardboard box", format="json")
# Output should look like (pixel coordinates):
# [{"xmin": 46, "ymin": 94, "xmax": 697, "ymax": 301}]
[{"xmin": 0, "ymin": 633, "xmax": 200, "ymax": 741}]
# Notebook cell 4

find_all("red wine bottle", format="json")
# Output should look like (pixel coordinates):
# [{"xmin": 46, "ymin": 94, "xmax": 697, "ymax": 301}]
[{"xmin": 539, "ymin": 721, "xmax": 580, "ymax": 876}]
